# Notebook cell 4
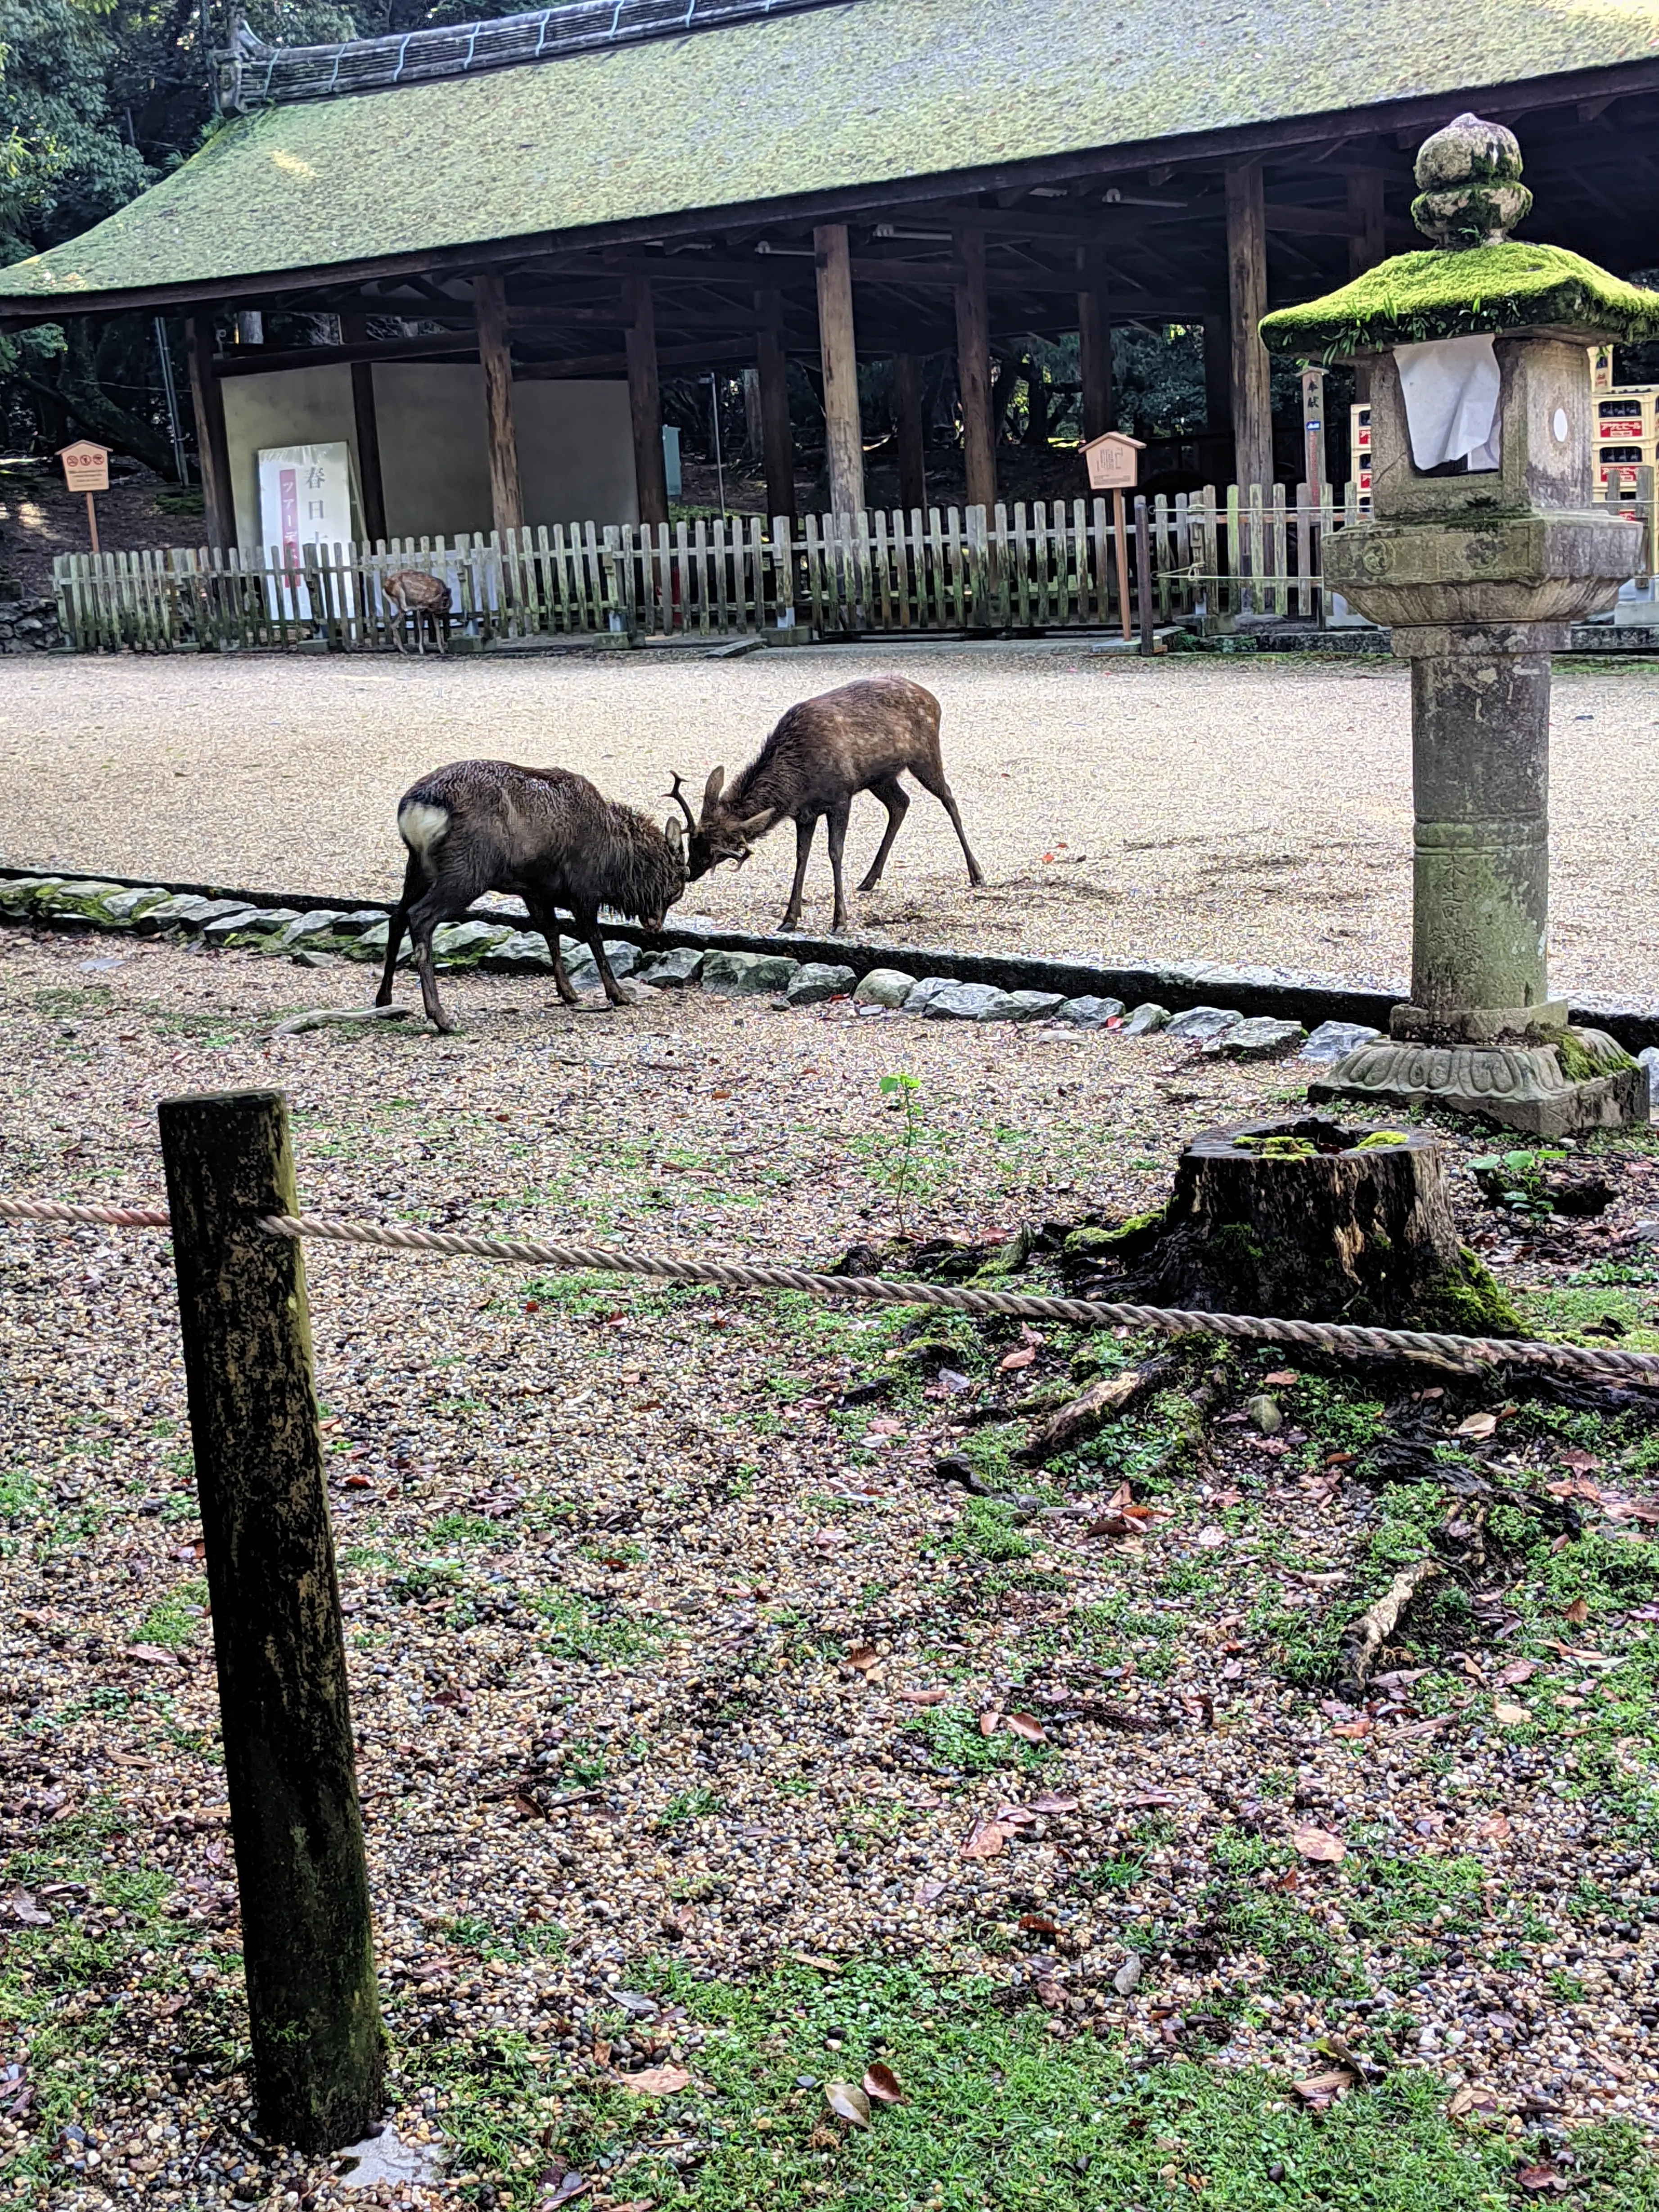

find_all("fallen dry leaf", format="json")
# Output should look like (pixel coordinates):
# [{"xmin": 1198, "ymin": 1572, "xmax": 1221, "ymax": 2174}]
[
  {"xmin": 998, "ymin": 1346, "xmax": 1037, "ymax": 1372},
  {"xmin": 899, "ymin": 1688, "xmax": 949, "ymax": 1705},
  {"xmin": 1005, "ymin": 1712, "xmax": 1046, "ymax": 1743},
  {"xmin": 862, "ymin": 2063, "xmax": 904, "ymax": 2105},
  {"xmin": 1195, "ymin": 1525, "xmax": 1226, "ymax": 1548},
  {"xmin": 1028, "ymin": 1792, "xmax": 1078, "ymax": 1815},
  {"xmin": 1017, "ymin": 1913, "xmax": 1059, "ymax": 1936},
  {"xmin": 1514, "ymin": 2165, "xmax": 1571, "ymax": 2194},
  {"xmin": 1293, "ymin": 2068, "xmax": 1357, "ymax": 2108},
  {"xmin": 1262, "ymin": 1370, "xmax": 1298, "ymax": 1386},
  {"xmin": 1492, "ymin": 1701, "xmax": 1530, "ymax": 1725},
  {"xmin": 1291, "ymin": 1825, "xmax": 1346, "ymax": 1864},
  {"xmin": 825, "ymin": 2081, "xmax": 871, "ymax": 2127},
  {"xmin": 844, "ymin": 1645, "xmax": 879, "ymax": 1673},
  {"xmin": 978, "ymin": 1707, "xmax": 1002, "ymax": 1738},
  {"xmin": 1447, "ymin": 2085, "xmax": 1503, "ymax": 2122},
  {"xmin": 960, "ymin": 1818, "xmax": 1011, "ymax": 1859},
  {"xmin": 615, "ymin": 2065, "xmax": 690, "ymax": 2095},
  {"xmin": 1471, "ymin": 1814, "xmax": 1512, "ymax": 1842},
  {"xmin": 914, "ymin": 1878, "xmax": 945, "ymax": 1907},
  {"xmin": 1454, "ymin": 1411, "xmax": 1499, "ymax": 1439},
  {"xmin": 1564, "ymin": 1596, "xmax": 1590, "ymax": 1625},
  {"xmin": 1494, "ymin": 1659, "xmax": 1536, "ymax": 1688}
]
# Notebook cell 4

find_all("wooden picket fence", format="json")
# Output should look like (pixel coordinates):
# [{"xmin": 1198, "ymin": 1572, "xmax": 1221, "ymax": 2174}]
[{"xmin": 52, "ymin": 483, "xmax": 1366, "ymax": 655}]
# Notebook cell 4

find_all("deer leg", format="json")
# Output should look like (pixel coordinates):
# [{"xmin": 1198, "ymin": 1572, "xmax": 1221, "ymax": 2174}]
[
  {"xmin": 825, "ymin": 799, "xmax": 853, "ymax": 934},
  {"xmin": 910, "ymin": 759, "xmax": 984, "ymax": 886},
  {"xmin": 575, "ymin": 914, "xmax": 628, "ymax": 1008},
  {"xmin": 375, "ymin": 850, "xmax": 426, "ymax": 1006},
  {"xmin": 779, "ymin": 815, "xmax": 816, "ymax": 932},
  {"xmin": 856, "ymin": 775, "xmax": 910, "ymax": 893},
  {"xmin": 406, "ymin": 898, "xmax": 455, "ymax": 1034},
  {"xmin": 527, "ymin": 899, "xmax": 581, "ymax": 1007},
  {"xmin": 389, "ymin": 599, "xmax": 407, "ymax": 654}
]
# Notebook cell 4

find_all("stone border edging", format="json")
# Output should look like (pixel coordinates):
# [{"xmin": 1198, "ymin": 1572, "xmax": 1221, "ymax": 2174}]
[{"xmin": 4, "ymin": 862, "xmax": 1656, "ymax": 1052}]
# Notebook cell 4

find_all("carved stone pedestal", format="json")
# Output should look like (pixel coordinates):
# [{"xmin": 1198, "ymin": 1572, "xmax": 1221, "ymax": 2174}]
[{"xmin": 1309, "ymin": 1029, "xmax": 1645, "ymax": 1138}]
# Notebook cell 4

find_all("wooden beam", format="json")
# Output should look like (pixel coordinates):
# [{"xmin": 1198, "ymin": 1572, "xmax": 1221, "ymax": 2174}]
[
  {"xmin": 186, "ymin": 313, "xmax": 234, "ymax": 551},
  {"xmin": 755, "ymin": 289, "xmax": 795, "ymax": 523},
  {"xmin": 814, "ymin": 222, "xmax": 865, "ymax": 517},
  {"xmin": 473, "ymin": 274, "xmax": 523, "ymax": 539},
  {"xmin": 953, "ymin": 219, "xmax": 996, "ymax": 513},
  {"xmin": 1077, "ymin": 246, "xmax": 1114, "ymax": 441},
  {"xmin": 624, "ymin": 276, "xmax": 669, "ymax": 528},
  {"xmin": 893, "ymin": 349, "xmax": 927, "ymax": 514},
  {"xmin": 1224, "ymin": 162, "xmax": 1273, "ymax": 489},
  {"xmin": 340, "ymin": 315, "xmax": 386, "ymax": 545}
]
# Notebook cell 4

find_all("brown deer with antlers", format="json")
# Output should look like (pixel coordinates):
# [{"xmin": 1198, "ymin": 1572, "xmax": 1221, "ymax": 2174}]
[{"xmin": 671, "ymin": 676, "xmax": 983, "ymax": 933}]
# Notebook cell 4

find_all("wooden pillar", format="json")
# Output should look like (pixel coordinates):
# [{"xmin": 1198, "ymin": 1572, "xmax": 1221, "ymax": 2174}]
[
  {"xmin": 953, "ymin": 219, "xmax": 996, "ymax": 512},
  {"xmin": 1347, "ymin": 172, "xmax": 1387, "ymax": 406},
  {"xmin": 340, "ymin": 315, "xmax": 386, "ymax": 546},
  {"xmin": 1077, "ymin": 250, "xmax": 1114, "ymax": 442},
  {"xmin": 893, "ymin": 350, "xmax": 926, "ymax": 514},
  {"xmin": 754, "ymin": 289, "xmax": 795, "ymax": 523},
  {"xmin": 186, "ymin": 313, "xmax": 234, "ymax": 551},
  {"xmin": 814, "ymin": 222, "xmax": 866, "ymax": 516},
  {"xmin": 157, "ymin": 1089, "xmax": 383, "ymax": 2154},
  {"xmin": 1347, "ymin": 171, "xmax": 1387, "ymax": 278},
  {"xmin": 1225, "ymin": 162, "xmax": 1273, "ymax": 491},
  {"xmin": 625, "ymin": 277, "xmax": 669, "ymax": 528},
  {"xmin": 1201, "ymin": 312, "xmax": 1231, "ymax": 438},
  {"xmin": 473, "ymin": 273, "xmax": 523, "ymax": 539}
]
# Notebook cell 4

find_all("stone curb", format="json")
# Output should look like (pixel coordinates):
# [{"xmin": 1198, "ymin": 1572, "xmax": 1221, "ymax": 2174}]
[{"xmin": 4, "ymin": 862, "xmax": 1656, "ymax": 1052}]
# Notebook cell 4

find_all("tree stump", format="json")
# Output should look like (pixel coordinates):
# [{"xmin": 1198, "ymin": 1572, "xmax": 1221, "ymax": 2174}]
[{"xmin": 1129, "ymin": 1115, "xmax": 1517, "ymax": 1331}]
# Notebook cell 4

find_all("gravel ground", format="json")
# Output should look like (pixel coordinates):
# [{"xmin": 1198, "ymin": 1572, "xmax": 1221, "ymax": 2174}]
[
  {"xmin": 4, "ymin": 648, "xmax": 1658, "ymax": 1002},
  {"xmin": 3, "ymin": 924, "xmax": 1659, "ymax": 2209}
]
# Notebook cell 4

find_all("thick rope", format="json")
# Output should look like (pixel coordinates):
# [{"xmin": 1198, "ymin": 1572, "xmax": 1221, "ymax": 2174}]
[{"xmin": 4, "ymin": 1192, "xmax": 1652, "ymax": 1384}]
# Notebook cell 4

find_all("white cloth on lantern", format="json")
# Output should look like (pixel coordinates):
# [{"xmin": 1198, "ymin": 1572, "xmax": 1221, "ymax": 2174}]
[{"xmin": 1393, "ymin": 334, "xmax": 1502, "ymax": 472}]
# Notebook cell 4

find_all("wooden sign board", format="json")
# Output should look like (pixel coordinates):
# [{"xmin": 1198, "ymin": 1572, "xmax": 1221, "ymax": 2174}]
[
  {"xmin": 60, "ymin": 441, "xmax": 110, "ymax": 493},
  {"xmin": 1079, "ymin": 429, "xmax": 1145, "ymax": 492}
]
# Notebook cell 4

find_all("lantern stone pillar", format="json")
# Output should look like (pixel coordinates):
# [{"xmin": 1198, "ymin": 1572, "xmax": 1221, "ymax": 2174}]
[{"xmin": 1263, "ymin": 113, "xmax": 1655, "ymax": 1136}]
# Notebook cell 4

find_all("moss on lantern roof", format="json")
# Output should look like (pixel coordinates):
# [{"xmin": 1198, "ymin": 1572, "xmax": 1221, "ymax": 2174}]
[{"xmin": 1261, "ymin": 241, "xmax": 1659, "ymax": 360}]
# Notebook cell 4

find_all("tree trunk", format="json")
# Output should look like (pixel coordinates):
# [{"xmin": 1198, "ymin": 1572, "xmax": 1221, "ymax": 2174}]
[{"xmin": 1129, "ymin": 1115, "xmax": 1512, "ymax": 1330}]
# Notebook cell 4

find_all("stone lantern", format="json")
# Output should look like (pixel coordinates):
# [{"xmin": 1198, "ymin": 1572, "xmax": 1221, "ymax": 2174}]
[{"xmin": 1262, "ymin": 114, "xmax": 1659, "ymax": 1136}]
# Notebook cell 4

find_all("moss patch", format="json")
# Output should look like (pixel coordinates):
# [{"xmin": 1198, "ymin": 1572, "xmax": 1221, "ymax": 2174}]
[{"xmin": 1261, "ymin": 240, "xmax": 1659, "ymax": 359}]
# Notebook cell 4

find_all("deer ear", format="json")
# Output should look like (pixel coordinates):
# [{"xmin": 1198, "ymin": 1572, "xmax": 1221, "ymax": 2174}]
[
  {"xmin": 702, "ymin": 764, "xmax": 726, "ymax": 815},
  {"xmin": 739, "ymin": 806, "xmax": 778, "ymax": 841},
  {"xmin": 664, "ymin": 816, "xmax": 683, "ymax": 857}
]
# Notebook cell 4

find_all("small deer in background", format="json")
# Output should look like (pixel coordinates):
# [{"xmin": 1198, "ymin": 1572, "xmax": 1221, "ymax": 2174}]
[
  {"xmin": 377, "ymin": 760, "xmax": 686, "ymax": 1031},
  {"xmin": 672, "ymin": 676, "xmax": 983, "ymax": 933},
  {"xmin": 383, "ymin": 569, "xmax": 451, "ymax": 655}
]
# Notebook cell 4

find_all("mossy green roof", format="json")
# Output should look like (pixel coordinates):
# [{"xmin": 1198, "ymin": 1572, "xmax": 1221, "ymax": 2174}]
[
  {"xmin": 5, "ymin": 0, "xmax": 1659, "ymax": 307},
  {"xmin": 1262, "ymin": 241, "xmax": 1659, "ymax": 357}
]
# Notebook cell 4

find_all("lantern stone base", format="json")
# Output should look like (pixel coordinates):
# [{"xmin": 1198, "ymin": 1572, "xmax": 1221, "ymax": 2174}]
[{"xmin": 1307, "ymin": 1027, "xmax": 1647, "ymax": 1138}]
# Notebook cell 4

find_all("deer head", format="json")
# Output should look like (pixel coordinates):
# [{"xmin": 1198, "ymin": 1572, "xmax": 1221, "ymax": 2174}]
[{"xmin": 669, "ymin": 767, "xmax": 779, "ymax": 881}]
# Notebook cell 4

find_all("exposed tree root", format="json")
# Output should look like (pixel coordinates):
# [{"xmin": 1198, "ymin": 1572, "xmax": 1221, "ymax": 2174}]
[{"xmin": 1336, "ymin": 1558, "xmax": 1443, "ymax": 1702}]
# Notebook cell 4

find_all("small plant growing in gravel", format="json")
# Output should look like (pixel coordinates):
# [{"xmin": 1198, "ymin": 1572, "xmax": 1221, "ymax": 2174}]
[
  {"xmin": 1470, "ymin": 1146, "xmax": 1567, "ymax": 1218},
  {"xmin": 876, "ymin": 1070, "xmax": 924, "ymax": 1233}
]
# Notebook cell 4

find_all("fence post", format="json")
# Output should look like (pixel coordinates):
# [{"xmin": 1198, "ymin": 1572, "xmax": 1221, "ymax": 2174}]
[
  {"xmin": 1134, "ymin": 494, "xmax": 1155, "ymax": 658},
  {"xmin": 156, "ymin": 1088, "xmax": 383, "ymax": 2152}
]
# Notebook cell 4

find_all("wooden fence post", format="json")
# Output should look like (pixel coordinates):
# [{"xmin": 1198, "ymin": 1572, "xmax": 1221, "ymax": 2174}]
[
  {"xmin": 1134, "ymin": 494, "xmax": 1155, "ymax": 657},
  {"xmin": 157, "ymin": 1088, "xmax": 383, "ymax": 2153}
]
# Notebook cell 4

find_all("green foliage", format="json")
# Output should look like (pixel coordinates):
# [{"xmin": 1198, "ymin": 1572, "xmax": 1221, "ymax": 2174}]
[
  {"xmin": 1470, "ymin": 1147, "xmax": 1567, "ymax": 1219},
  {"xmin": 875, "ymin": 1070, "xmax": 923, "ymax": 1233},
  {"xmin": 502, "ymin": 1957, "xmax": 1659, "ymax": 2212},
  {"xmin": 902, "ymin": 1704, "xmax": 1033, "ymax": 1777},
  {"xmin": 949, "ymin": 1496, "xmax": 1032, "ymax": 1563}
]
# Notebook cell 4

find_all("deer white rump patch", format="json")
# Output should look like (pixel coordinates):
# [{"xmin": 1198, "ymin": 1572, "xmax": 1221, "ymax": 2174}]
[{"xmin": 398, "ymin": 799, "xmax": 451, "ymax": 861}]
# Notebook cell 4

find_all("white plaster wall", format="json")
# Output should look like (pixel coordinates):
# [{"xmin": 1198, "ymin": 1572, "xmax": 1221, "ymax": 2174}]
[
  {"xmin": 221, "ymin": 364, "xmax": 356, "ymax": 551},
  {"xmin": 220, "ymin": 361, "xmax": 638, "ymax": 549}
]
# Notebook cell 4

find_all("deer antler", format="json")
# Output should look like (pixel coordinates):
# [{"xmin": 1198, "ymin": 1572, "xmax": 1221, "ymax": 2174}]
[{"xmin": 666, "ymin": 775, "xmax": 698, "ymax": 835}]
